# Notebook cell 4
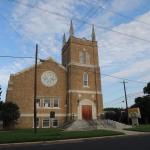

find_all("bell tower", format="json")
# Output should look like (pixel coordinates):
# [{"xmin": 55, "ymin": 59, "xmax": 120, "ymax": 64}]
[{"xmin": 62, "ymin": 21, "xmax": 103, "ymax": 121}]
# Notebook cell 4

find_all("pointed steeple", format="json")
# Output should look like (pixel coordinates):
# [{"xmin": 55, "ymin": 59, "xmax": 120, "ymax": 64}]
[
  {"xmin": 92, "ymin": 25, "xmax": 96, "ymax": 41},
  {"xmin": 69, "ymin": 20, "xmax": 74, "ymax": 36},
  {"xmin": 62, "ymin": 33, "xmax": 66, "ymax": 47}
]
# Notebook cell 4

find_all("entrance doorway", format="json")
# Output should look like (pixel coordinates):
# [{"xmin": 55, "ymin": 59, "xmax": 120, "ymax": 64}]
[{"xmin": 82, "ymin": 105, "xmax": 92, "ymax": 120}]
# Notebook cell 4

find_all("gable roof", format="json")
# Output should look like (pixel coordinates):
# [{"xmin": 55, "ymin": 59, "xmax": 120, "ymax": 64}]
[{"xmin": 11, "ymin": 57, "xmax": 66, "ymax": 77}]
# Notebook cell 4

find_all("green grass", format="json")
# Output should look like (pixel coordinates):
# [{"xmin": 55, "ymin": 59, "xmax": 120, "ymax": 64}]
[
  {"xmin": 0, "ymin": 128, "xmax": 123, "ymax": 144},
  {"xmin": 125, "ymin": 124, "xmax": 150, "ymax": 132}
]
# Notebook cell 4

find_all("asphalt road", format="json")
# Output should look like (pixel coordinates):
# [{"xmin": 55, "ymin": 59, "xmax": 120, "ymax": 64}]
[{"xmin": 0, "ymin": 134, "xmax": 150, "ymax": 150}]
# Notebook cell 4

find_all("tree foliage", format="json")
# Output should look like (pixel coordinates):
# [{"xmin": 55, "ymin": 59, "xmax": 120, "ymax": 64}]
[
  {"xmin": 132, "ymin": 96, "xmax": 150, "ymax": 123},
  {"xmin": 131, "ymin": 82, "xmax": 150, "ymax": 124},
  {"xmin": 0, "ymin": 101, "xmax": 3, "ymax": 110},
  {"xmin": 143, "ymin": 82, "xmax": 150, "ymax": 95},
  {"xmin": 1, "ymin": 102, "xmax": 20, "ymax": 129},
  {"xmin": 104, "ymin": 108, "xmax": 128, "ymax": 123}
]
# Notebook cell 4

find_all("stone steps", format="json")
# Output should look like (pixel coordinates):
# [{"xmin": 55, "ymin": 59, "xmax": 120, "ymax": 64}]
[
  {"xmin": 64, "ymin": 119, "xmax": 131, "ymax": 131},
  {"xmin": 65, "ymin": 120, "xmax": 97, "ymax": 131}
]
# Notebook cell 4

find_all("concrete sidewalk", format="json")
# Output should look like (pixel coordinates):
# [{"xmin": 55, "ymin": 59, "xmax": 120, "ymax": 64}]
[{"xmin": 99, "ymin": 127, "xmax": 148, "ymax": 135}]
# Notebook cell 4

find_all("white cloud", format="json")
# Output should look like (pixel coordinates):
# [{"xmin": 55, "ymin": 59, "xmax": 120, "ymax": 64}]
[
  {"xmin": 110, "ymin": 59, "xmax": 150, "ymax": 82},
  {"xmin": 1, "ymin": 0, "xmax": 150, "ymax": 105}
]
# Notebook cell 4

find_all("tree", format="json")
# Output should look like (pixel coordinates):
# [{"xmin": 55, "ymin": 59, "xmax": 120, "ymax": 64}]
[
  {"xmin": 0, "ymin": 101, "xmax": 3, "ymax": 110},
  {"xmin": 132, "ymin": 96, "xmax": 150, "ymax": 124},
  {"xmin": 143, "ymin": 82, "xmax": 150, "ymax": 95},
  {"xmin": 131, "ymin": 82, "xmax": 150, "ymax": 124},
  {"xmin": 1, "ymin": 102, "xmax": 20, "ymax": 129},
  {"xmin": 104, "ymin": 108, "xmax": 128, "ymax": 123}
]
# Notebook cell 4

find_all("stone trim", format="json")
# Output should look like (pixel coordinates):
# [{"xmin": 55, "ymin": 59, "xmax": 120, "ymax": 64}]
[
  {"xmin": 68, "ymin": 90, "xmax": 102, "ymax": 94},
  {"xmin": 68, "ymin": 62, "xmax": 99, "ymax": 68},
  {"xmin": 21, "ymin": 113, "xmax": 66, "ymax": 117}
]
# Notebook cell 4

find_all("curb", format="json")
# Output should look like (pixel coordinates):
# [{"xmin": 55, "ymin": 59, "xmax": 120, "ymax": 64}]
[
  {"xmin": 0, "ymin": 135, "xmax": 124, "ymax": 148},
  {"xmin": 0, "ymin": 133, "xmax": 149, "ymax": 148},
  {"xmin": 0, "ymin": 134, "xmax": 142, "ymax": 148}
]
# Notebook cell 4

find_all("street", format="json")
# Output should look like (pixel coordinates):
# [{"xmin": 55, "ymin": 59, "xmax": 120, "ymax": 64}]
[{"xmin": 0, "ymin": 134, "xmax": 150, "ymax": 150}]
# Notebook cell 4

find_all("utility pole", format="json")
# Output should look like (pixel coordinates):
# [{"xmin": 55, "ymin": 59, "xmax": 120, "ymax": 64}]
[
  {"xmin": 33, "ymin": 44, "xmax": 38, "ymax": 134},
  {"xmin": 121, "ymin": 80, "xmax": 129, "ymax": 124}
]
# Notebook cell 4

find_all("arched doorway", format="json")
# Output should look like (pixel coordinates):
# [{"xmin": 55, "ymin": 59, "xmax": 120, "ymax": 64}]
[
  {"xmin": 78, "ymin": 99, "xmax": 96, "ymax": 120},
  {"xmin": 82, "ymin": 105, "xmax": 92, "ymax": 120}
]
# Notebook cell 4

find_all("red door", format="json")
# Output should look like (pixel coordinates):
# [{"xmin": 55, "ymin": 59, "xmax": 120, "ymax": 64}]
[{"xmin": 82, "ymin": 105, "xmax": 92, "ymax": 120}]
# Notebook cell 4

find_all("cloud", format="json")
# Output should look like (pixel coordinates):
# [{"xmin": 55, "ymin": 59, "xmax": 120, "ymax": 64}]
[
  {"xmin": 96, "ymin": 10, "xmax": 150, "ymax": 85},
  {"xmin": 1, "ymin": 0, "xmax": 150, "ymax": 106}
]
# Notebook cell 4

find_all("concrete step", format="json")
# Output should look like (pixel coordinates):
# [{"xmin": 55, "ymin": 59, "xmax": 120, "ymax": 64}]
[
  {"xmin": 64, "ymin": 119, "xmax": 131, "ymax": 131},
  {"xmin": 65, "ymin": 120, "xmax": 97, "ymax": 131}
]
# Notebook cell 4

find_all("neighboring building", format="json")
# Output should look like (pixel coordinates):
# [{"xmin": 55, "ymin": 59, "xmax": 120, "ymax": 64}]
[{"xmin": 6, "ymin": 21, "xmax": 103, "ymax": 128}]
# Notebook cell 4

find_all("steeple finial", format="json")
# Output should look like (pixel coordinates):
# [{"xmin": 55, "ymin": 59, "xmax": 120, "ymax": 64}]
[
  {"xmin": 62, "ymin": 33, "xmax": 66, "ymax": 47},
  {"xmin": 92, "ymin": 25, "xmax": 96, "ymax": 41},
  {"xmin": 69, "ymin": 20, "xmax": 74, "ymax": 36}
]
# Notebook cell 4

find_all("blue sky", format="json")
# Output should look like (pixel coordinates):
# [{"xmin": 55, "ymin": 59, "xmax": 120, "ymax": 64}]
[{"xmin": 0, "ymin": 0, "xmax": 150, "ymax": 108}]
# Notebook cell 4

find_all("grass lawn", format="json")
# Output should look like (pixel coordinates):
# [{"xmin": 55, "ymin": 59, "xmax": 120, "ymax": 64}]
[
  {"xmin": 125, "ymin": 124, "xmax": 150, "ymax": 132},
  {"xmin": 0, "ymin": 128, "xmax": 124, "ymax": 144}
]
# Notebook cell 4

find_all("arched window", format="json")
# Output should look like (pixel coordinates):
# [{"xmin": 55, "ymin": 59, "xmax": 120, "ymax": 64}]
[
  {"xmin": 79, "ymin": 51, "xmax": 85, "ymax": 64},
  {"xmin": 83, "ymin": 72, "xmax": 88, "ymax": 87},
  {"xmin": 79, "ymin": 50, "xmax": 90, "ymax": 64}
]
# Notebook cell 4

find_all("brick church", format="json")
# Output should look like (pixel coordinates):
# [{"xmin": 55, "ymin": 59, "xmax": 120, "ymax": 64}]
[{"xmin": 6, "ymin": 21, "xmax": 103, "ymax": 128}]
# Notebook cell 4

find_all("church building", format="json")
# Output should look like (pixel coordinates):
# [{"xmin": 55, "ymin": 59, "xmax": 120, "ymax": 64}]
[{"xmin": 6, "ymin": 21, "xmax": 103, "ymax": 128}]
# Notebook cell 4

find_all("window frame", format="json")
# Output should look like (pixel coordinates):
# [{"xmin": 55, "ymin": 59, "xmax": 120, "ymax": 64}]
[
  {"xmin": 36, "ymin": 99, "xmax": 41, "ymax": 108},
  {"xmin": 42, "ymin": 97, "xmax": 60, "ymax": 109},
  {"xmin": 83, "ymin": 72, "xmax": 89, "ymax": 87},
  {"xmin": 44, "ymin": 99, "xmax": 50, "ymax": 108},
  {"xmin": 52, "ymin": 119, "xmax": 59, "ymax": 128},
  {"xmin": 42, "ymin": 118, "xmax": 50, "ymax": 128},
  {"xmin": 79, "ymin": 50, "xmax": 90, "ymax": 65},
  {"xmin": 53, "ymin": 97, "xmax": 59, "ymax": 108}
]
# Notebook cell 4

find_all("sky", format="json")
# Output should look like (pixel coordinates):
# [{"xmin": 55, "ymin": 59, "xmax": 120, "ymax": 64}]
[{"xmin": 0, "ymin": 0, "xmax": 150, "ymax": 108}]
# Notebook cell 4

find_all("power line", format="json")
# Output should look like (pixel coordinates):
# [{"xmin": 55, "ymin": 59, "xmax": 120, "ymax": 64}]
[
  {"xmin": 104, "ymin": 91, "xmax": 144, "ymax": 105},
  {"xmin": 77, "ymin": 0, "xmax": 109, "ymax": 31},
  {"xmin": 0, "ymin": 55, "xmax": 147, "ymax": 84},
  {"xmin": 9, "ymin": 0, "xmax": 150, "ymax": 44},
  {"xmin": 0, "ymin": 13, "xmax": 22, "ymax": 38},
  {"xmin": 93, "ymin": 3, "xmax": 150, "ymax": 27},
  {"xmin": 101, "ymin": 73, "xmax": 147, "ymax": 84},
  {"xmin": 70, "ymin": 65, "xmax": 148, "ymax": 84},
  {"xmin": 0, "ymin": 56, "xmax": 34, "ymax": 59}
]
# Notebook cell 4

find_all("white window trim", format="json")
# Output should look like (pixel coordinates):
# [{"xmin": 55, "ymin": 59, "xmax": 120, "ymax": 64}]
[
  {"xmin": 36, "ymin": 99, "xmax": 41, "ymax": 108},
  {"xmin": 52, "ymin": 119, "xmax": 59, "ymax": 128},
  {"xmin": 53, "ymin": 98, "xmax": 60, "ymax": 108},
  {"xmin": 43, "ymin": 99, "xmax": 50, "ymax": 108},
  {"xmin": 42, "ymin": 118, "xmax": 50, "ymax": 128},
  {"xmin": 37, "ymin": 97, "xmax": 60, "ymax": 109},
  {"xmin": 83, "ymin": 72, "xmax": 89, "ymax": 87}
]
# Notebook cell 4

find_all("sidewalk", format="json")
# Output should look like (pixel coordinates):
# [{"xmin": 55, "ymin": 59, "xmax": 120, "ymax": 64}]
[{"xmin": 99, "ymin": 127, "xmax": 148, "ymax": 135}]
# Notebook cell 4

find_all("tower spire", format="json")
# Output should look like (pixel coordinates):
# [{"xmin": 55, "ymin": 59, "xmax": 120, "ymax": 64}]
[
  {"xmin": 69, "ymin": 20, "xmax": 74, "ymax": 36},
  {"xmin": 92, "ymin": 25, "xmax": 96, "ymax": 41},
  {"xmin": 62, "ymin": 33, "xmax": 66, "ymax": 47}
]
